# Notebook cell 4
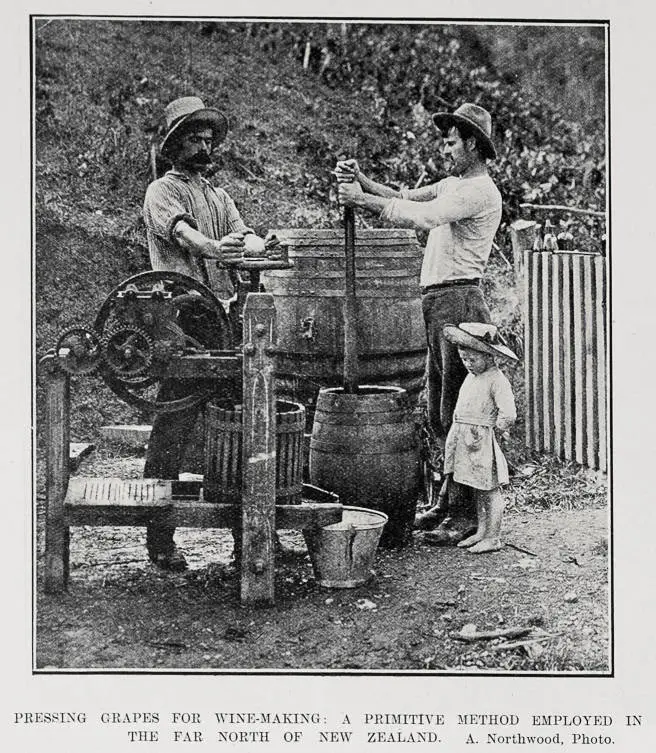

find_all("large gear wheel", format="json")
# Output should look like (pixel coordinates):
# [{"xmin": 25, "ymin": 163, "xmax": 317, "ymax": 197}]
[
  {"xmin": 94, "ymin": 271, "xmax": 237, "ymax": 414},
  {"xmin": 56, "ymin": 325, "xmax": 102, "ymax": 375},
  {"xmin": 101, "ymin": 325, "xmax": 154, "ymax": 380},
  {"xmin": 94, "ymin": 270, "xmax": 233, "ymax": 348}
]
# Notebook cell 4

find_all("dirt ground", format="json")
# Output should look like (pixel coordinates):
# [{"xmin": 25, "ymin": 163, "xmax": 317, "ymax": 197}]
[{"xmin": 35, "ymin": 452, "xmax": 609, "ymax": 674}]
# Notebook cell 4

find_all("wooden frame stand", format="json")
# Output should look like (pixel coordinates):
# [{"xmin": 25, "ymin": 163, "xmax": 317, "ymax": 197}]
[{"xmin": 41, "ymin": 293, "xmax": 342, "ymax": 605}]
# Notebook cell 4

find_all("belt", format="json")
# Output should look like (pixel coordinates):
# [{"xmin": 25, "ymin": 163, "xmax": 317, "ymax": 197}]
[
  {"xmin": 421, "ymin": 279, "xmax": 480, "ymax": 295},
  {"xmin": 454, "ymin": 414, "xmax": 496, "ymax": 427}
]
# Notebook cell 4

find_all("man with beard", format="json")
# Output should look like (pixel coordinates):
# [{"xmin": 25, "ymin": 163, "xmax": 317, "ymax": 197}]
[
  {"xmin": 336, "ymin": 103, "xmax": 502, "ymax": 544},
  {"xmin": 142, "ymin": 96, "xmax": 274, "ymax": 570}
]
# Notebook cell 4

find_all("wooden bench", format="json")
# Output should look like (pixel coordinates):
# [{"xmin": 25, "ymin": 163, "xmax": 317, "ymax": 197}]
[{"xmin": 63, "ymin": 476, "xmax": 341, "ymax": 530}]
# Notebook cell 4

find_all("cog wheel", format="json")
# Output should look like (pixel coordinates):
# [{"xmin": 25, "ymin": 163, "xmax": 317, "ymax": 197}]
[
  {"xmin": 56, "ymin": 325, "xmax": 102, "ymax": 375},
  {"xmin": 94, "ymin": 271, "xmax": 233, "ymax": 349},
  {"xmin": 101, "ymin": 325, "xmax": 154, "ymax": 380},
  {"xmin": 94, "ymin": 272, "xmax": 237, "ymax": 414}
]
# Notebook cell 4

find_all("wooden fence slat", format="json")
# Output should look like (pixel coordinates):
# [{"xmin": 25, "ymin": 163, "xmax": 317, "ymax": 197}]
[
  {"xmin": 571, "ymin": 256, "xmax": 586, "ymax": 465},
  {"xmin": 541, "ymin": 251, "xmax": 554, "ymax": 452},
  {"xmin": 523, "ymin": 249, "xmax": 532, "ymax": 450},
  {"xmin": 551, "ymin": 254, "xmax": 563, "ymax": 459},
  {"xmin": 531, "ymin": 251, "xmax": 543, "ymax": 451},
  {"xmin": 511, "ymin": 220, "xmax": 537, "ymax": 283},
  {"xmin": 582, "ymin": 256, "xmax": 597, "ymax": 469},
  {"xmin": 594, "ymin": 255, "xmax": 608, "ymax": 472},
  {"xmin": 561, "ymin": 254, "xmax": 575, "ymax": 461}
]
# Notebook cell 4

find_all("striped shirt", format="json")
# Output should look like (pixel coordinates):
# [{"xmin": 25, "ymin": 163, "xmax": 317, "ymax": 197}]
[
  {"xmin": 143, "ymin": 170, "xmax": 252, "ymax": 297},
  {"xmin": 380, "ymin": 174, "xmax": 502, "ymax": 287}
]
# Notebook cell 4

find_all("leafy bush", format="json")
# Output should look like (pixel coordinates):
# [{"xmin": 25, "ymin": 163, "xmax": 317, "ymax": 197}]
[
  {"xmin": 239, "ymin": 22, "xmax": 607, "ymax": 250},
  {"xmin": 35, "ymin": 20, "xmax": 606, "ymax": 252}
]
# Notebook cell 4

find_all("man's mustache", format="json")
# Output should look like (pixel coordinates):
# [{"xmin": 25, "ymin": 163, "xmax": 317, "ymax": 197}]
[{"xmin": 191, "ymin": 151, "xmax": 212, "ymax": 164}]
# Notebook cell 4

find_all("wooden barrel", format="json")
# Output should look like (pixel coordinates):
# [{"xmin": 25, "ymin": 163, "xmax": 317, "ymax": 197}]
[
  {"xmin": 309, "ymin": 386, "xmax": 420, "ymax": 548},
  {"xmin": 261, "ymin": 229, "xmax": 426, "ymax": 410},
  {"xmin": 204, "ymin": 399, "xmax": 305, "ymax": 504}
]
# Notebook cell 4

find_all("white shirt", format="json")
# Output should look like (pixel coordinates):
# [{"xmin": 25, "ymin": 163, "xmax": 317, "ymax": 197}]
[{"xmin": 380, "ymin": 174, "xmax": 502, "ymax": 287}]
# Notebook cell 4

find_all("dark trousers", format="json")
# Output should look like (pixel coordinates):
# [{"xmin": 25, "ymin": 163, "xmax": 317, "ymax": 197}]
[
  {"xmin": 144, "ymin": 306, "xmax": 235, "ymax": 555},
  {"xmin": 144, "ymin": 382, "xmax": 210, "ymax": 555},
  {"xmin": 144, "ymin": 382, "xmax": 205, "ymax": 480},
  {"xmin": 422, "ymin": 285, "xmax": 491, "ymax": 517}
]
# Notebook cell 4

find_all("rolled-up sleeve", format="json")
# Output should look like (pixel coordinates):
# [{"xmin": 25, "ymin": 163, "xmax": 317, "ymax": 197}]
[
  {"xmin": 143, "ymin": 181, "xmax": 196, "ymax": 242},
  {"xmin": 381, "ymin": 180, "xmax": 489, "ymax": 230}
]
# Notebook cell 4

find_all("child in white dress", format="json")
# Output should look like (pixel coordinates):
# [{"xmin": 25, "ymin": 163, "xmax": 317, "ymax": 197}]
[{"xmin": 440, "ymin": 322, "xmax": 518, "ymax": 553}]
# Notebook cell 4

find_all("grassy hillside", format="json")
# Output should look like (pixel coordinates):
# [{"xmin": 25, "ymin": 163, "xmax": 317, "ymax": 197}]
[
  {"xmin": 35, "ymin": 21, "xmax": 365, "ymax": 235},
  {"xmin": 35, "ymin": 20, "xmax": 361, "ymax": 439},
  {"xmin": 34, "ymin": 19, "xmax": 605, "ymax": 443}
]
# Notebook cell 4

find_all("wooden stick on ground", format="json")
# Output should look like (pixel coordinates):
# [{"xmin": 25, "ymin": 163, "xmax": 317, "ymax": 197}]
[
  {"xmin": 487, "ymin": 633, "xmax": 564, "ymax": 651},
  {"xmin": 451, "ymin": 626, "xmax": 532, "ymax": 642},
  {"xmin": 505, "ymin": 542, "xmax": 538, "ymax": 557}
]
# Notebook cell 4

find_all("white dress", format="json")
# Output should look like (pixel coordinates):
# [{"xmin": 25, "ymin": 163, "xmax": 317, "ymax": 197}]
[{"xmin": 443, "ymin": 367, "xmax": 516, "ymax": 491}]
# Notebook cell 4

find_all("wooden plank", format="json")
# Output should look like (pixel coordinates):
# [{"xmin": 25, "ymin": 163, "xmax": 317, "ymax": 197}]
[
  {"xmin": 99, "ymin": 424, "xmax": 152, "ymax": 446},
  {"xmin": 561, "ymin": 254, "xmax": 575, "ymax": 461},
  {"xmin": 167, "ymin": 501, "xmax": 343, "ymax": 530},
  {"xmin": 64, "ymin": 477, "xmax": 173, "ymax": 507},
  {"xmin": 240, "ymin": 293, "xmax": 277, "ymax": 604},
  {"xmin": 64, "ymin": 491, "xmax": 343, "ymax": 530},
  {"xmin": 510, "ymin": 219, "xmax": 537, "ymax": 284},
  {"xmin": 43, "ymin": 358, "xmax": 70, "ymax": 592},
  {"xmin": 541, "ymin": 251, "xmax": 554, "ymax": 452},
  {"xmin": 519, "ymin": 202, "xmax": 606, "ymax": 218},
  {"xmin": 523, "ymin": 249, "xmax": 532, "ymax": 450},
  {"xmin": 582, "ymin": 256, "xmax": 597, "ymax": 468},
  {"xmin": 530, "ymin": 252, "xmax": 543, "ymax": 451},
  {"xmin": 63, "ymin": 477, "xmax": 173, "ymax": 527},
  {"xmin": 571, "ymin": 255, "xmax": 585, "ymax": 464},
  {"xmin": 594, "ymin": 256, "xmax": 608, "ymax": 472},
  {"xmin": 64, "ymin": 508, "xmax": 170, "ymax": 527},
  {"xmin": 551, "ymin": 254, "xmax": 564, "ymax": 459}
]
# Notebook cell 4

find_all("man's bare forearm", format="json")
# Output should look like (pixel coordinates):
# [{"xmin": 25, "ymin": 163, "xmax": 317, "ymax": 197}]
[
  {"xmin": 352, "ymin": 191, "xmax": 393, "ymax": 215},
  {"xmin": 173, "ymin": 220, "xmax": 221, "ymax": 259},
  {"xmin": 359, "ymin": 173, "xmax": 401, "ymax": 199}
]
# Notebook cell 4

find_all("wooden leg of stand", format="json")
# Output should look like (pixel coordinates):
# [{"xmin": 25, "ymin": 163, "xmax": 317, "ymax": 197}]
[
  {"xmin": 43, "ymin": 359, "xmax": 70, "ymax": 592},
  {"xmin": 240, "ymin": 294, "xmax": 276, "ymax": 605}
]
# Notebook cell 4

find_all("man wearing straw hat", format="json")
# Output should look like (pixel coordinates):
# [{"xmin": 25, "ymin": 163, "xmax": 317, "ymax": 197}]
[
  {"xmin": 142, "ymin": 96, "xmax": 275, "ymax": 570},
  {"xmin": 336, "ymin": 103, "xmax": 502, "ymax": 544}
]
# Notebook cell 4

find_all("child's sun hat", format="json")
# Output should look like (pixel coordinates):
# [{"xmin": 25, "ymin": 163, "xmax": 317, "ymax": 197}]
[{"xmin": 443, "ymin": 322, "xmax": 518, "ymax": 361}]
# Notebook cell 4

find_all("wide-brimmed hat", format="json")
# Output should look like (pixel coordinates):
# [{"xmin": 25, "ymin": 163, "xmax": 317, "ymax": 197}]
[
  {"xmin": 160, "ymin": 96, "xmax": 228, "ymax": 155},
  {"xmin": 432, "ymin": 103, "xmax": 497, "ymax": 160},
  {"xmin": 443, "ymin": 322, "xmax": 517, "ymax": 361}
]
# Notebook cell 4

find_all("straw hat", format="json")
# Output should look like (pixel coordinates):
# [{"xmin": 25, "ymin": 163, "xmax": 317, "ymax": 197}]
[
  {"xmin": 160, "ymin": 96, "xmax": 228, "ymax": 156},
  {"xmin": 443, "ymin": 322, "xmax": 517, "ymax": 361},
  {"xmin": 432, "ymin": 103, "xmax": 497, "ymax": 160}
]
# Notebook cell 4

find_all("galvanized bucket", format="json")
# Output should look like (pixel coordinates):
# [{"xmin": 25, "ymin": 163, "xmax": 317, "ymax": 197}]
[{"xmin": 303, "ymin": 506, "xmax": 388, "ymax": 588}]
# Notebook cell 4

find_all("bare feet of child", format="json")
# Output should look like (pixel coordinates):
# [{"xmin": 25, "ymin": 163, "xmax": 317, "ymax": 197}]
[
  {"xmin": 467, "ymin": 538, "xmax": 503, "ymax": 554},
  {"xmin": 457, "ymin": 532, "xmax": 484, "ymax": 548}
]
